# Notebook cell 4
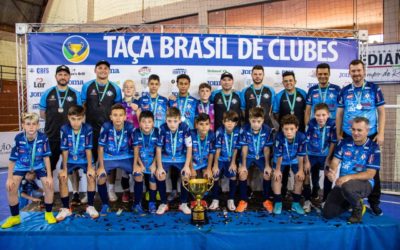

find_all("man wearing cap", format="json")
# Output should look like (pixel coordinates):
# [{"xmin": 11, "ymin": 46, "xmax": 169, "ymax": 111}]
[{"xmin": 211, "ymin": 72, "xmax": 243, "ymax": 130}]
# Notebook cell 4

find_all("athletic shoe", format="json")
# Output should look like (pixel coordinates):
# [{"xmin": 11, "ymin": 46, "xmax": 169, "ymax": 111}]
[
  {"xmin": 1, "ymin": 215, "xmax": 21, "ymax": 229},
  {"xmin": 108, "ymin": 190, "xmax": 118, "ymax": 202},
  {"xmin": 291, "ymin": 202, "xmax": 305, "ymax": 215},
  {"xmin": 100, "ymin": 204, "xmax": 111, "ymax": 216},
  {"xmin": 80, "ymin": 193, "xmax": 88, "ymax": 204},
  {"xmin": 122, "ymin": 191, "xmax": 131, "ymax": 203},
  {"xmin": 56, "ymin": 208, "xmax": 72, "ymax": 221},
  {"xmin": 71, "ymin": 193, "xmax": 81, "ymax": 205},
  {"xmin": 156, "ymin": 204, "xmax": 169, "ymax": 215},
  {"xmin": 179, "ymin": 203, "xmax": 191, "ymax": 215},
  {"xmin": 208, "ymin": 199, "xmax": 220, "ymax": 210},
  {"xmin": 86, "ymin": 206, "xmax": 99, "ymax": 219},
  {"xmin": 273, "ymin": 202, "xmax": 282, "ymax": 215},
  {"xmin": 370, "ymin": 204, "xmax": 383, "ymax": 216},
  {"xmin": 167, "ymin": 190, "xmax": 178, "ymax": 202},
  {"xmin": 263, "ymin": 200, "xmax": 273, "ymax": 213},
  {"xmin": 148, "ymin": 202, "xmax": 157, "ymax": 214},
  {"xmin": 348, "ymin": 200, "xmax": 366, "ymax": 224},
  {"xmin": 303, "ymin": 200, "xmax": 312, "ymax": 213},
  {"xmin": 227, "ymin": 199, "xmax": 236, "ymax": 211},
  {"xmin": 132, "ymin": 204, "xmax": 146, "ymax": 215},
  {"xmin": 235, "ymin": 200, "xmax": 248, "ymax": 213},
  {"xmin": 45, "ymin": 212, "xmax": 57, "ymax": 224}
]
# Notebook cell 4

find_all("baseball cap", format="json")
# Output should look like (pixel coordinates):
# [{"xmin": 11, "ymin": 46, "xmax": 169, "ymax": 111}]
[
  {"xmin": 56, "ymin": 65, "xmax": 70, "ymax": 74},
  {"xmin": 95, "ymin": 60, "xmax": 111, "ymax": 68},
  {"xmin": 220, "ymin": 72, "xmax": 233, "ymax": 80}
]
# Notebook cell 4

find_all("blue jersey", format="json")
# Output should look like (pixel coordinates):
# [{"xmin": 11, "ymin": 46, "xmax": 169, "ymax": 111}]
[
  {"xmin": 191, "ymin": 130, "xmax": 216, "ymax": 170},
  {"xmin": 138, "ymin": 94, "xmax": 169, "ymax": 128},
  {"xmin": 306, "ymin": 118, "xmax": 337, "ymax": 157},
  {"xmin": 334, "ymin": 138, "xmax": 380, "ymax": 187},
  {"xmin": 215, "ymin": 126, "xmax": 241, "ymax": 162},
  {"xmin": 157, "ymin": 123, "xmax": 192, "ymax": 163},
  {"xmin": 338, "ymin": 82, "xmax": 385, "ymax": 136},
  {"xmin": 306, "ymin": 83, "xmax": 341, "ymax": 119},
  {"xmin": 169, "ymin": 95, "xmax": 198, "ymax": 129},
  {"xmin": 60, "ymin": 123, "xmax": 93, "ymax": 164},
  {"xmin": 98, "ymin": 121, "xmax": 134, "ymax": 160},
  {"xmin": 240, "ymin": 124, "xmax": 274, "ymax": 159},
  {"xmin": 10, "ymin": 132, "xmax": 51, "ymax": 171},
  {"xmin": 132, "ymin": 128, "xmax": 159, "ymax": 171},
  {"xmin": 273, "ymin": 131, "xmax": 307, "ymax": 165}
]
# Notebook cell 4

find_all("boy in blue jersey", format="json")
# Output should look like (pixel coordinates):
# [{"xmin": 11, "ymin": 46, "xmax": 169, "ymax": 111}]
[
  {"xmin": 303, "ymin": 103, "xmax": 337, "ymax": 213},
  {"xmin": 137, "ymin": 74, "xmax": 169, "ymax": 129},
  {"xmin": 197, "ymin": 83, "xmax": 215, "ymax": 131},
  {"xmin": 132, "ymin": 111, "xmax": 159, "ymax": 214},
  {"xmin": 237, "ymin": 107, "xmax": 274, "ymax": 213},
  {"xmin": 96, "ymin": 104, "xmax": 135, "ymax": 215},
  {"xmin": 304, "ymin": 63, "xmax": 341, "ymax": 125},
  {"xmin": 272, "ymin": 115, "xmax": 306, "ymax": 215},
  {"xmin": 155, "ymin": 107, "xmax": 193, "ymax": 215},
  {"xmin": 2, "ymin": 113, "xmax": 56, "ymax": 229},
  {"xmin": 56, "ymin": 105, "xmax": 99, "ymax": 221},
  {"xmin": 209, "ymin": 111, "xmax": 241, "ymax": 211},
  {"xmin": 323, "ymin": 117, "xmax": 380, "ymax": 223},
  {"xmin": 18, "ymin": 171, "xmax": 43, "ymax": 209}
]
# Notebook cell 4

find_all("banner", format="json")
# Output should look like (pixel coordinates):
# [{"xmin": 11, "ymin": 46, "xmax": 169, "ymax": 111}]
[
  {"xmin": 366, "ymin": 43, "xmax": 400, "ymax": 83},
  {"xmin": 27, "ymin": 32, "xmax": 358, "ymax": 115},
  {"xmin": 0, "ymin": 132, "xmax": 18, "ymax": 168}
]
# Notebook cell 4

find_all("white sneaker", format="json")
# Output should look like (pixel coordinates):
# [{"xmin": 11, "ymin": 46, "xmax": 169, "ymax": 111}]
[
  {"xmin": 167, "ymin": 190, "xmax": 178, "ymax": 202},
  {"xmin": 303, "ymin": 200, "xmax": 312, "ymax": 213},
  {"xmin": 80, "ymin": 194, "xmax": 88, "ymax": 204},
  {"xmin": 227, "ymin": 199, "xmax": 236, "ymax": 211},
  {"xmin": 208, "ymin": 199, "xmax": 220, "ymax": 210},
  {"xmin": 86, "ymin": 206, "xmax": 99, "ymax": 219},
  {"xmin": 179, "ymin": 203, "xmax": 191, "ymax": 215},
  {"xmin": 156, "ymin": 204, "xmax": 169, "ymax": 215},
  {"xmin": 108, "ymin": 190, "xmax": 118, "ymax": 202},
  {"xmin": 321, "ymin": 202, "xmax": 326, "ymax": 209},
  {"xmin": 56, "ymin": 208, "xmax": 72, "ymax": 221}
]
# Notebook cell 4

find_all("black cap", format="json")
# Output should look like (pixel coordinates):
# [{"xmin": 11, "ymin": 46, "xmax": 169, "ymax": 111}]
[
  {"xmin": 56, "ymin": 65, "xmax": 70, "ymax": 74},
  {"xmin": 95, "ymin": 60, "xmax": 110, "ymax": 68},
  {"xmin": 220, "ymin": 72, "xmax": 233, "ymax": 80}
]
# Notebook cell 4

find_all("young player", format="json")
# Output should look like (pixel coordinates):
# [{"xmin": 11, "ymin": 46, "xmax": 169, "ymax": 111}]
[
  {"xmin": 208, "ymin": 111, "xmax": 241, "ymax": 211},
  {"xmin": 1, "ymin": 113, "xmax": 56, "ymax": 229},
  {"xmin": 303, "ymin": 103, "xmax": 337, "ymax": 212},
  {"xmin": 96, "ymin": 104, "xmax": 134, "ymax": 215},
  {"xmin": 137, "ymin": 74, "xmax": 169, "ymax": 129},
  {"xmin": 272, "ymin": 115, "xmax": 306, "ymax": 215},
  {"xmin": 197, "ymin": 83, "xmax": 215, "ymax": 130},
  {"xmin": 132, "ymin": 111, "xmax": 159, "ymax": 214},
  {"xmin": 18, "ymin": 171, "xmax": 43, "ymax": 209},
  {"xmin": 121, "ymin": 79, "xmax": 139, "ymax": 128},
  {"xmin": 237, "ymin": 107, "xmax": 274, "ymax": 213},
  {"xmin": 155, "ymin": 107, "xmax": 192, "ymax": 215},
  {"xmin": 56, "ymin": 105, "xmax": 99, "ymax": 221}
]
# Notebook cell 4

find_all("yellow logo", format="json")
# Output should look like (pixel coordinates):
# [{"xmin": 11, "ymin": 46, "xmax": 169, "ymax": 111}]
[{"xmin": 62, "ymin": 35, "xmax": 90, "ymax": 63}]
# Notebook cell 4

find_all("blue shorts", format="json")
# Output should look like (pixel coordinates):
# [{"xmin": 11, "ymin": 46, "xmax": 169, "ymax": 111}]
[
  {"xmin": 14, "ymin": 169, "xmax": 47, "ymax": 179},
  {"xmin": 104, "ymin": 158, "xmax": 133, "ymax": 174},
  {"xmin": 308, "ymin": 155, "xmax": 327, "ymax": 171},
  {"xmin": 67, "ymin": 163, "xmax": 87, "ymax": 175},
  {"xmin": 273, "ymin": 163, "xmax": 299, "ymax": 174},
  {"xmin": 245, "ymin": 157, "xmax": 265, "ymax": 171},
  {"xmin": 133, "ymin": 172, "xmax": 156, "ymax": 183},
  {"xmin": 214, "ymin": 160, "xmax": 236, "ymax": 178}
]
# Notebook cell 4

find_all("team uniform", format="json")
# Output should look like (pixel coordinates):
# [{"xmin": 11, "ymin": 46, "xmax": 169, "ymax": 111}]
[
  {"xmin": 211, "ymin": 90, "xmax": 242, "ymax": 130},
  {"xmin": 306, "ymin": 83, "xmax": 341, "ymax": 120},
  {"xmin": 39, "ymin": 86, "xmax": 81, "ymax": 171},
  {"xmin": 169, "ymin": 95, "xmax": 198, "ymax": 129},
  {"xmin": 81, "ymin": 80, "xmax": 122, "ymax": 160},
  {"xmin": 240, "ymin": 84, "xmax": 276, "ymax": 127},
  {"xmin": 121, "ymin": 99, "xmax": 139, "ymax": 128},
  {"xmin": 273, "ymin": 88, "xmax": 307, "ymax": 132},
  {"xmin": 138, "ymin": 94, "xmax": 169, "ymax": 128},
  {"xmin": 18, "ymin": 177, "xmax": 42, "ymax": 209},
  {"xmin": 273, "ymin": 132, "xmax": 307, "ymax": 175},
  {"xmin": 197, "ymin": 101, "xmax": 215, "ymax": 131},
  {"xmin": 191, "ymin": 129, "xmax": 216, "ymax": 171}
]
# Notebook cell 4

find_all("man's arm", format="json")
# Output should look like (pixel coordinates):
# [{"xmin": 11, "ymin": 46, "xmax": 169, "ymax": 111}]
[{"xmin": 335, "ymin": 107, "xmax": 344, "ymax": 140}]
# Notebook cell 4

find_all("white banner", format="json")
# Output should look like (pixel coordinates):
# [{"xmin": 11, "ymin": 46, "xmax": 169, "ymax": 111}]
[
  {"xmin": 367, "ymin": 43, "xmax": 400, "ymax": 83},
  {"xmin": 0, "ymin": 131, "xmax": 19, "ymax": 168}
]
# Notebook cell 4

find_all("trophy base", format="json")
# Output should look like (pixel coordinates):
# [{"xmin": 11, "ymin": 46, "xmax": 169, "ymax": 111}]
[{"xmin": 191, "ymin": 209, "xmax": 209, "ymax": 226}]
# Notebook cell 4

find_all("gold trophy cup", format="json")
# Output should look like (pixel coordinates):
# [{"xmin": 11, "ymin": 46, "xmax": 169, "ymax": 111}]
[
  {"xmin": 183, "ymin": 178, "xmax": 214, "ymax": 225},
  {"xmin": 68, "ymin": 42, "xmax": 84, "ymax": 57}
]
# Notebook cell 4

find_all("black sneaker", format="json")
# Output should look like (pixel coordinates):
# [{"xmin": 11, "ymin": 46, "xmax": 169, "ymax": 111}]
[
  {"xmin": 71, "ymin": 193, "xmax": 81, "ymax": 206},
  {"xmin": 348, "ymin": 200, "xmax": 366, "ymax": 224},
  {"xmin": 370, "ymin": 204, "xmax": 383, "ymax": 216}
]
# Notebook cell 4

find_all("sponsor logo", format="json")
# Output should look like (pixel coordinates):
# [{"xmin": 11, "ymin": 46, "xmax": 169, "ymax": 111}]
[
  {"xmin": 138, "ymin": 66, "xmax": 151, "ymax": 76},
  {"xmin": 344, "ymin": 151, "xmax": 352, "ymax": 156},
  {"xmin": 0, "ymin": 143, "xmax": 12, "ymax": 153},
  {"xmin": 110, "ymin": 68, "xmax": 120, "ymax": 74},
  {"xmin": 32, "ymin": 103, "xmax": 40, "ymax": 109},
  {"xmin": 207, "ymin": 69, "xmax": 228, "ymax": 75},
  {"xmin": 30, "ymin": 92, "xmax": 43, "ymax": 97},
  {"xmin": 241, "ymin": 69, "xmax": 251, "ymax": 75},
  {"xmin": 33, "ymin": 77, "xmax": 46, "ymax": 88},
  {"xmin": 207, "ymin": 80, "xmax": 220, "ymax": 86},
  {"xmin": 62, "ymin": 35, "xmax": 90, "ymax": 64},
  {"xmin": 70, "ymin": 68, "xmax": 86, "ymax": 76},
  {"xmin": 172, "ymin": 68, "xmax": 187, "ymax": 75},
  {"xmin": 36, "ymin": 68, "xmax": 49, "ymax": 74},
  {"xmin": 69, "ymin": 79, "xmax": 84, "ymax": 85}
]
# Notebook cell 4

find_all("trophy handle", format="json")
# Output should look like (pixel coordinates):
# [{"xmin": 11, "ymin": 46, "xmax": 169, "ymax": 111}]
[
  {"xmin": 182, "ymin": 178, "xmax": 190, "ymax": 192},
  {"xmin": 207, "ymin": 176, "xmax": 214, "ymax": 192}
]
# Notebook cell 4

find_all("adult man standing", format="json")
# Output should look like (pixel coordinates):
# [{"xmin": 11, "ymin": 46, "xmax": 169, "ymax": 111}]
[
  {"xmin": 323, "ymin": 117, "xmax": 380, "ymax": 223},
  {"xmin": 336, "ymin": 59, "xmax": 385, "ymax": 216},
  {"xmin": 241, "ymin": 65, "xmax": 275, "ymax": 127},
  {"xmin": 39, "ymin": 65, "xmax": 82, "ymax": 203}
]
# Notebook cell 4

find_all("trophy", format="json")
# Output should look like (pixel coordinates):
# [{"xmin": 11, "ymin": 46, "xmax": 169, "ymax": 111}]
[
  {"xmin": 183, "ymin": 178, "xmax": 214, "ymax": 225},
  {"xmin": 68, "ymin": 42, "xmax": 84, "ymax": 57}
]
